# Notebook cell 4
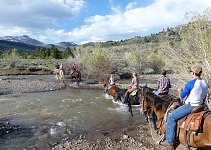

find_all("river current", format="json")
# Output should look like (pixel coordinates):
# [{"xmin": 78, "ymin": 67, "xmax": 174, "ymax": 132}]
[{"xmin": 0, "ymin": 75, "xmax": 147, "ymax": 150}]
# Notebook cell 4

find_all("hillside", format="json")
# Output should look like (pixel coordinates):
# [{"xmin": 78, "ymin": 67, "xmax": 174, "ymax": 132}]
[{"xmin": 0, "ymin": 40, "xmax": 38, "ymax": 54}]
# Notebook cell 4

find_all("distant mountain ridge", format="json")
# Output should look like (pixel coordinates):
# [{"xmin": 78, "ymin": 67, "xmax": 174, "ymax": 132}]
[
  {"xmin": 0, "ymin": 35, "xmax": 45, "ymax": 46},
  {"xmin": 0, "ymin": 35, "xmax": 77, "ymax": 53}
]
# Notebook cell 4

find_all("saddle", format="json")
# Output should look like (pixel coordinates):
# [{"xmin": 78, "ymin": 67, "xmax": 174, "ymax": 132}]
[
  {"xmin": 130, "ymin": 89, "xmax": 138, "ymax": 96},
  {"xmin": 177, "ymin": 106, "xmax": 211, "ymax": 147}
]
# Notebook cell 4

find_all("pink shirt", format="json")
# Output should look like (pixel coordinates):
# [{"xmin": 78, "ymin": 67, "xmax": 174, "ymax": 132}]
[{"xmin": 131, "ymin": 77, "xmax": 139, "ymax": 89}]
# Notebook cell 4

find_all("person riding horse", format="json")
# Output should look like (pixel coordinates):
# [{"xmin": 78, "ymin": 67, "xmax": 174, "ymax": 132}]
[
  {"xmin": 165, "ymin": 65, "xmax": 208, "ymax": 149},
  {"xmin": 124, "ymin": 72, "xmax": 139, "ymax": 104},
  {"xmin": 152, "ymin": 69, "xmax": 171, "ymax": 129},
  {"xmin": 59, "ymin": 63, "xmax": 65, "ymax": 81},
  {"xmin": 104, "ymin": 74, "xmax": 115, "ymax": 93}
]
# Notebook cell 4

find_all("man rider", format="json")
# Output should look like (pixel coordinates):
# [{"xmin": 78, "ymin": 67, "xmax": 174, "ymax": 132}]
[
  {"xmin": 165, "ymin": 65, "xmax": 208, "ymax": 149},
  {"xmin": 154, "ymin": 69, "xmax": 171, "ymax": 96}
]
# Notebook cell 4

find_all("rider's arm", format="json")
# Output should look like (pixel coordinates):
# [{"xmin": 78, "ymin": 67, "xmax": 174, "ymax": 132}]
[{"xmin": 179, "ymin": 79, "xmax": 196, "ymax": 98}]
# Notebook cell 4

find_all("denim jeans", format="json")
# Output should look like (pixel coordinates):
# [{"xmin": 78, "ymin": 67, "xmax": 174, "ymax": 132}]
[
  {"xmin": 166, "ymin": 104, "xmax": 195, "ymax": 145},
  {"xmin": 153, "ymin": 90, "xmax": 159, "ymax": 95}
]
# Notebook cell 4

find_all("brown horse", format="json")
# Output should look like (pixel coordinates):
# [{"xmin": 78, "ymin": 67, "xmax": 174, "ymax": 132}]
[
  {"xmin": 140, "ymin": 87, "xmax": 211, "ymax": 150},
  {"xmin": 103, "ymin": 80, "xmax": 120, "ymax": 101}
]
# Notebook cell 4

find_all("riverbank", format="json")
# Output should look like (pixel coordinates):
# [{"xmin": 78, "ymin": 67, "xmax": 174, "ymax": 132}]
[{"xmin": 0, "ymin": 77, "xmax": 66, "ymax": 96}]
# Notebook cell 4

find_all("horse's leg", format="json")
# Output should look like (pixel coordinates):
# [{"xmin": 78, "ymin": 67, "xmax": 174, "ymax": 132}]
[
  {"xmin": 151, "ymin": 111, "xmax": 158, "ymax": 130},
  {"xmin": 76, "ymin": 77, "xmax": 79, "ymax": 86},
  {"xmin": 124, "ymin": 91, "xmax": 130, "ymax": 104},
  {"xmin": 128, "ymin": 101, "xmax": 133, "ymax": 116}
]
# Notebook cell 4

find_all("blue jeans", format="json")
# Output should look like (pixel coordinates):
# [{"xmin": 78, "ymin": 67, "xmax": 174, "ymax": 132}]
[
  {"xmin": 153, "ymin": 90, "xmax": 159, "ymax": 95},
  {"xmin": 166, "ymin": 104, "xmax": 195, "ymax": 145}
]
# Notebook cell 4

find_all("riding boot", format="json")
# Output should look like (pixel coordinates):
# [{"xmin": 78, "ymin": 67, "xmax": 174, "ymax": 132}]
[{"xmin": 124, "ymin": 91, "xmax": 130, "ymax": 104}]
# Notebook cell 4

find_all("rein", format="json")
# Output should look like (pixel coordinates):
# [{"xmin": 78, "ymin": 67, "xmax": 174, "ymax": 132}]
[{"xmin": 146, "ymin": 110, "xmax": 166, "ymax": 144}]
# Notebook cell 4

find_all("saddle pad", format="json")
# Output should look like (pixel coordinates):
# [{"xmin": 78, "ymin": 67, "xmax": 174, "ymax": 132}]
[{"xmin": 130, "ymin": 90, "xmax": 137, "ymax": 96}]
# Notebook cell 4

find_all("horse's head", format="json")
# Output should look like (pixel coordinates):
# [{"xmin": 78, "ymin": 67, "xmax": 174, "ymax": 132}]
[
  {"xmin": 140, "ymin": 86, "xmax": 164, "ymax": 122},
  {"xmin": 103, "ymin": 80, "xmax": 109, "ymax": 88},
  {"xmin": 140, "ymin": 86, "xmax": 154, "ymax": 122}
]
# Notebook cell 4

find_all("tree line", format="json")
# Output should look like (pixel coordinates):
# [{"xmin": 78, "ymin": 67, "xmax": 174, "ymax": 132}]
[{"xmin": 0, "ymin": 45, "xmax": 75, "ymax": 59}]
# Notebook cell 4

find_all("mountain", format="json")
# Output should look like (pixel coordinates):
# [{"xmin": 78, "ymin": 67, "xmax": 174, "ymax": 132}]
[
  {"xmin": 55, "ymin": 41, "xmax": 77, "ymax": 47},
  {"xmin": 0, "ymin": 40, "xmax": 38, "ymax": 54},
  {"xmin": 46, "ymin": 41, "xmax": 78, "ymax": 51},
  {"xmin": 0, "ymin": 35, "xmax": 77, "ymax": 53},
  {"xmin": 0, "ymin": 35, "xmax": 45, "ymax": 47}
]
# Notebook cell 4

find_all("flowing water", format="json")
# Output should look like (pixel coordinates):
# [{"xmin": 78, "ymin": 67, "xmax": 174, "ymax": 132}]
[{"xmin": 0, "ymin": 75, "xmax": 146, "ymax": 150}]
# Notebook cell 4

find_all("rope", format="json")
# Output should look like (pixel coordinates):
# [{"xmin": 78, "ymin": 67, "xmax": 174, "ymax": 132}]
[{"xmin": 146, "ymin": 112, "xmax": 165, "ymax": 144}]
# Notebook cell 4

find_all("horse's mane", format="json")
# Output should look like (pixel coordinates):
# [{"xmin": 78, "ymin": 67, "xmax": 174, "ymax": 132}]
[
  {"xmin": 145, "ymin": 91, "xmax": 164, "ymax": 111},
  {"xmin": 145, "ymin": 91, "xmax": 181, "ymax": 111}
]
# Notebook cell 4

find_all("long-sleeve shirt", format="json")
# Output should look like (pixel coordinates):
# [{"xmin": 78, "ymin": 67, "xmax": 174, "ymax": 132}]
[
  {"xmin": 180, "ymin": 78, "xmax": 208, "ymax": 106},
  {"xmin": 157, "ymin": 75, "xmax": 171, "ymax": 94},
  {"xmin": 131, "ymin": 77, "xmax": 139, "ymax": 89}
]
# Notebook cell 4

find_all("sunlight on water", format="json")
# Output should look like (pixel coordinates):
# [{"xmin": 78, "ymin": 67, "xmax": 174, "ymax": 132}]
[{"xmin": 50, "ymin": 128, "xmax": 57, "ymax": 135}]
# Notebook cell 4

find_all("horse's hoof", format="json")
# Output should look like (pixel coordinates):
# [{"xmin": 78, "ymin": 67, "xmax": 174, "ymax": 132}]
[{"xmin": 154, "ymin": 127, "xmax": 158, "ymax": 130}]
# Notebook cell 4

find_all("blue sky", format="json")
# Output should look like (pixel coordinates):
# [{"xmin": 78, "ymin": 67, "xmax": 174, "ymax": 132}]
[{"xmin": 0, "ymin": 0, "xmax": 210, "ymax": 44}]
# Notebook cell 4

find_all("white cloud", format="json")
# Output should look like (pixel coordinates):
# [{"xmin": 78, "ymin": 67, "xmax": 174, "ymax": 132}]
[
  {"xmin": 0, "ymin": 0, "xmax": 211, "ymax": 44},
  {"xmin": 69, "ymin": 0, "xmax": 211, "ymax": 43},
  {"xmin": 0, "ymin": 0, "xmax": 86, "ymax": 32},
  {"xmin": 126, "ymin": 2, "xmax": 137, "ymax": 10}
]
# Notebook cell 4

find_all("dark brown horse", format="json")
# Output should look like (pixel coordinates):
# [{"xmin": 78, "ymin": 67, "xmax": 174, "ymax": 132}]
[
  {"xmin": 140, "ymin": 87, "xmax": 211, "ymax": 150},
  {"xmin": 71, "ymin": 71, "xmax": 81, "ymax": 85},
  {"xmin": 103, "ymin": 80, "xmax": 140, "ymax": 116},
  {"xmin": 140, "ymin": 86, "xmax": 179, "ymax": 130}
]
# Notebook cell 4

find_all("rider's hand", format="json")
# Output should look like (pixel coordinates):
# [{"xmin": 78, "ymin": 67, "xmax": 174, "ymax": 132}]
[{"xmin": 178, "ymin": 87, "xmax": 183, "ymax": 93}]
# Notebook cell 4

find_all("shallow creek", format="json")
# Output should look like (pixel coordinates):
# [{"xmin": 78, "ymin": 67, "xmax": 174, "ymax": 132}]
[{"xmin": 0, "ymin": 75, "xmax": 146, "ymax": 150}]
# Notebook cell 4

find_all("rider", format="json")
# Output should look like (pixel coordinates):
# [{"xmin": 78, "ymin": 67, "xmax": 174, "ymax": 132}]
[
  {"xmin": 104, "ymin": 74, "xmax": 115, "ymax": 93},
  {"xmin": 165, "ymin": 65, "xmax": 208, "ymax": 149},
  {"xmin": 124, "ymin": 72, "xmax": 139, "ymax": 104},
  {"xmin": 71, "ymin": 64, "xmax": 76, "ymax": 74},
  {"xmin": 55, "ymin": 63, "xmax": 60, "ymax": 73},
  {"xmin": 59, "ymin": 63, "xmax": 65, "ymax": 81},
  {"xmin": 153, "ymin": 69, "xmax": 171, "ymax": 96}
]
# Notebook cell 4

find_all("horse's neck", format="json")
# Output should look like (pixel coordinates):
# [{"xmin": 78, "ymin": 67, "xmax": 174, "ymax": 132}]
[{"xmin": 152, "ymin": 105, "xmax": 166, "ymax": 120}]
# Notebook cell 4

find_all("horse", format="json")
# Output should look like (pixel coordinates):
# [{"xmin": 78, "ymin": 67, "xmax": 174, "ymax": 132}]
[
  {"xmin": 140, "ymin": 86, "xmax": 180, "ymax": 130},
  {"xmin": 103, "ymin": 80, "xmax": 140, "ymax": 116},
  {"xmin": 140, "ymin": 86, "xmax": 211, "ymax": 150},
  {"xmin": 70, "ymin": 71, "xmax": 81, "ymax": 85},
  {"xmin": 103, "ymin": 80, "xmax": 120, "ymax": 101}
]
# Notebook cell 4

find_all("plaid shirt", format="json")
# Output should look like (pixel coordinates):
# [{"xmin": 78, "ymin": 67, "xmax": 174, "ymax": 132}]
[{"xmin": 157, "ymin": 75, "xmax": 171, "ymax": 94}]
